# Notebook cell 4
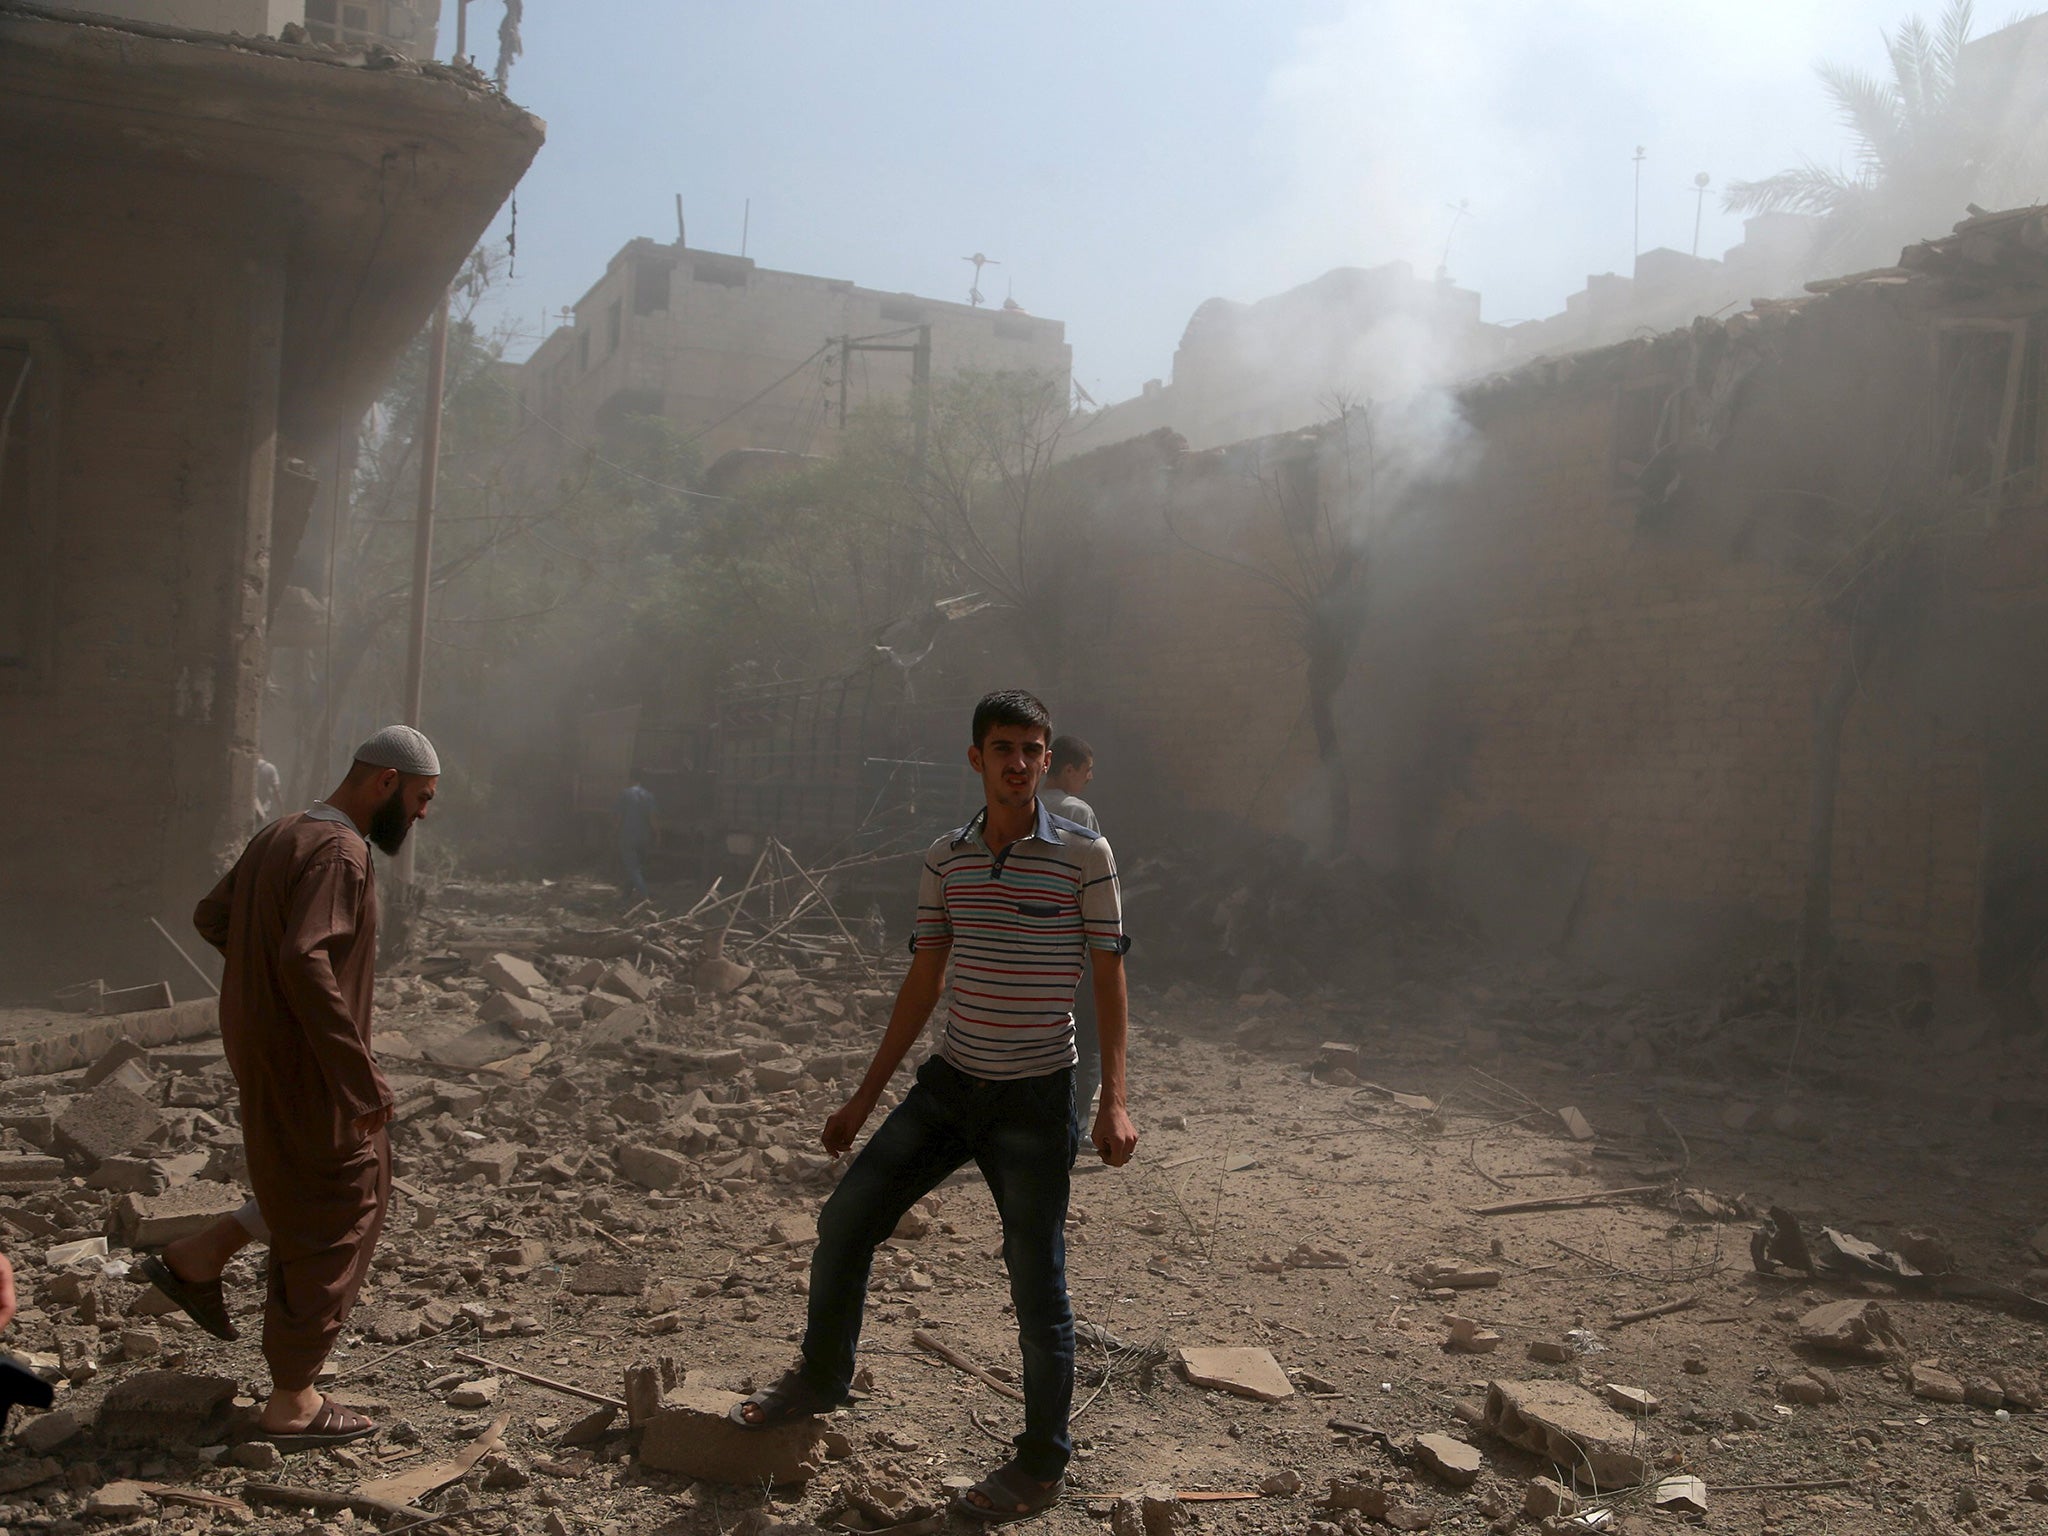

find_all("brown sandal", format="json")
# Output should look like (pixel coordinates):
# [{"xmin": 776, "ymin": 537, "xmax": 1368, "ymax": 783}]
[{"xmin": 256, "ymin": 1397, "xmax": 377, "ymax": 1450}]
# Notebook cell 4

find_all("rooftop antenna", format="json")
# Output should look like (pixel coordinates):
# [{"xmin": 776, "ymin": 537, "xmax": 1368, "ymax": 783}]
[
  {"xmin": 1438, "ymin": 198, "xmax": 1470, "ymax": 280},
  {"xmin": 1632, "ymin": 145, "xmax": 1647, "ymax": 266},
  {"xmin": 675, "ymin": 193, "xmax": 686, "ymax": 248},
  {"xmin": 1691, "ymin": 171, "xmax": 1711, "ymax": 257},
  {"xmin": 962, "ymin": 251, "xmax": 1000, "ymax": 307}
]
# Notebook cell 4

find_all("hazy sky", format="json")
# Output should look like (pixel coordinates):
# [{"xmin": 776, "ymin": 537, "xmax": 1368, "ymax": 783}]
[{"xmin": 470, "ymin": 1, "xmax": 1971, "ymax": 402}]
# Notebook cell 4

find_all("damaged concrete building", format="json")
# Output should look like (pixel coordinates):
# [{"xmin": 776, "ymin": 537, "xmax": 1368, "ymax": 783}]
[
  {"xmin": 0, "ymin": 3, "xmax": 541, "ymax": 994},
  {"xmin": 1047, "ymin": 208, "xmax": 2048, "ymax": 996},
  {"xmin": 510, "ymin": 238, "xmax": 1073, "ymax": 486}
]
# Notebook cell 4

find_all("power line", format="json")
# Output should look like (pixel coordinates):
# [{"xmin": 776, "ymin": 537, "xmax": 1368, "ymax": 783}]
[{"xmin": 520, "ymin": 408, "xmax": 728, "ymax": 502}]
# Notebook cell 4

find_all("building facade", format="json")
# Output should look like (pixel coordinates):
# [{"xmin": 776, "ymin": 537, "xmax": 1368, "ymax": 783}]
[
  {"xmin": 511, "ymin": 239, "xmax": 1072, "ymax": 478},
  {"xmin": 0, "ymin": 4, "xmax": 537, "ymax": 996}
]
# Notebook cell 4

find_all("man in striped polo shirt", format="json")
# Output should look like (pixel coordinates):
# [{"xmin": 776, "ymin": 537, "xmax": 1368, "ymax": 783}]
[{"xmin": 733, "ymin": 689, "xmax": 1135, "ymax": 1524}]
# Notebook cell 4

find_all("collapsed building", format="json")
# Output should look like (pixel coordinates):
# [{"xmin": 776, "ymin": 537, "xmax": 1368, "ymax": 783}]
[{"xmin": 0, "ymin": 2, "xmax": 542, "ymax": 995}]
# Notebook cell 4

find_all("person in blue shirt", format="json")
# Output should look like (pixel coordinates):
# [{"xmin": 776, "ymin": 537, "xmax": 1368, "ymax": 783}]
[{"xmin": 614, "ymin": 774, "xmax": 659, "ymax": 905}]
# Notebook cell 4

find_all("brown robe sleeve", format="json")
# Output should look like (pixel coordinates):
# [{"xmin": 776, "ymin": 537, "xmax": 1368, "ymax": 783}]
[
  {"xmin": 278, "ymin": 851, "xmax": 392, "ymax": 1124},
  {"xmin": 193, "ymin": 866, "xmax": 234, "ymax": 955}
]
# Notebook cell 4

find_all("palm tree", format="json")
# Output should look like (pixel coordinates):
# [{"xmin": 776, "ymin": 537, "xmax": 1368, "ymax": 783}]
[{"xmin": 1724, "ymin": 1, "xmax": 1989, "ymax": 268}]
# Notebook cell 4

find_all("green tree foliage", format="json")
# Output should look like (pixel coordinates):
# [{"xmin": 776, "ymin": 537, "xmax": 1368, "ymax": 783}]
[{"xmin": 1724, "ymin": 1, "xmax": 1990, "ymax": 268}]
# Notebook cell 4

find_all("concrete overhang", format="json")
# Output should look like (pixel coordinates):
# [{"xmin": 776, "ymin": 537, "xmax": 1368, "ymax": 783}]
[{"xmin": 0, "ymin": 1, "xmax": 545, "ymax": 439}]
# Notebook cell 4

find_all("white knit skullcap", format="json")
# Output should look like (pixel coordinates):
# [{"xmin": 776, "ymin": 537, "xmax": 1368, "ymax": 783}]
[{"xmin": 353, "ymin": 724, "xmax": 441, "ymax": 777}]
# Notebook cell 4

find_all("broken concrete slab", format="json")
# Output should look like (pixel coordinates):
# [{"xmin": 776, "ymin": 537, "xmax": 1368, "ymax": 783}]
[
  {"xmin": 1177, "ymin": 1346, "xmax": 1294, "ymax": 1402},
  {"xmin": 0, "ymin": 1154, "xmax": 64, "ymax": 1193},
  {"xmin": 12, "ymin": 1406, "xmax": 82, "ymax": 1454},
  {"xmin": 637, "ymin": 1383, "xmax": 821, "ymax": 1484},
  {"xmin": 618, "ymin": 1143, "xmax": 688, "ymax": 1192},
  {"xmin": 1601, "ymin": 1383, "xmax": 1659, "ymax": 1416},
  {"xmin": 1481, "ymin": 1379, "xmax": 1649, "ymax": 1488},
  {"xmin": 478, "ymin": 992, "xmax": 552, "ymax": 1031},
  {"xmin": 53, "ymin": 1080, "xmax": 165, "ymax": 1167},
  {"xmin": 1910, "ymin": 1363, "xmax": 1967, "ymax": 1403},
  {"xmin": 456, "ymin": 1143, "xmax": 523, "ymax": 1186},
  {"xmin": 1797, "ymin": 1299, "xmax": 1902, "ymax": 1359},
  {"xmin": 1413, "ymin": 1432, "xmax": 1482, "ymax": 1486},
  {"xmin": 0, "ymin": 1458, "xmax": 62, "ymax": 1496},
  {"xmin": 96, "ymin": 1369, "xmax": 238, "ymax": 1446},
  {"xmin": 478, "ymin": 953, "xmax": 547, "ymax": 1000},
  {"xmin": 1413, "ymin": 1259, "xmax": 1502, "ymax": 1290},
  {"xmin": 1445, "ymin": 1315, "xmax": 1503, "ymax": 1353},
  {"xmin": 1653, "ymin": 1474, "xmax": 1707, "ymax": 1516},
  {"xmin": 81, "ymin": 1037, "xmax": 153, "ymax": 1088},
  {"xmin": 597, "ymin": 962, "xmax": 653, "ymax": 1003},
  {"xmin": 113, "ymin": 1183, "xmax": 248, "ymax": 1248},
  {"xmin": 1556, "ymin": 1106, "xmax": 1595, "ymax": 1141},
  {"xmin": 566, "ymin": 1261, "xmax": 647, "ymax": 1297}
]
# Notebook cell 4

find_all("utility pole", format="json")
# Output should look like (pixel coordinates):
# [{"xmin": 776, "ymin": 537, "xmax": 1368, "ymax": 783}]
[
  {"xmin": 394, "ymin": 278, "xmax": 450, "ymax": 889},
  {"xmin": 1691, "ymin": 171, "xmax": 1711, "ymax": 258},
  {"xmin": 837, "ymin": 335, "xmax": 851, "ymax": 429},
  {"xmin": 454, "ymin": 0, "xmax": 469, "ymax": 58},
  {"xmin": 1632, "ymin": 145, "xmax": 1647, "ymax": 268}
]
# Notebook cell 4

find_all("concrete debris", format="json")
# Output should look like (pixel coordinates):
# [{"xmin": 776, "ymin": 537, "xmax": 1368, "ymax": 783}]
[
  {"xmin": 1653, "ymin": 1474, "xmax": 1707, "ymax": 1516},
  {"xmin": 1413, "ymin": 1259, "xmax": 1502, "ymax": 1290},
  {"xmin": 1910, "ymin": 1362, "xmax": 1968, "ymax": 1403},
  {"xmin": 1480, "ymin": 1379, "xmax": 1649, "ymax": 1487},
  {"xmin": 478, "ymin": 952, "xmax": 548, "ymax": 999},
  {"xmin": 1556, "ymin": 1106, "xmax": 1595, "ymax": 1141},
  {"xmin": 1445, "ymin": 1315, "xmax": 1503, "ymax": 1353},
  {"xmin": 1599, "ymin": 1383, "xmax": 1658, "ymax": 1415},
  {"xmin": 1524, "ymin": 1476, "xmax": 1579, "ymax": 1518},
  {"xmin": 1413, "ymin": 1431, "xmax": 1482, "ymax": 1486},
  {"xmin": 113, "ymin": 1183, "xmax": 248, "ymax": 1247},
  {"xmin": 1259, "ymin": 1469, "xmax": 1304, "ymax": 1496},
  {"xmin": 637, "ymin": 1383, "xmax": 822, "ymax": 1484},
  {"xmin": 1177, "ymin": 1346, "xmax": 1295, "ymax": 1402},
  {"xmin": 53, "ymin": 1080, "xmax": 166, "ymax": 1167},
  {"xmin": 1110, "ymin": 1485, "xmax": 1190, "ymax": 1536},
  {"xmin": 96, "ymin": 1369, "xmax": 238, "ymax": 1446},
  {"xmin": 1798, "ymin": 1299, "xmax": 1903, "ymax": 1359}
]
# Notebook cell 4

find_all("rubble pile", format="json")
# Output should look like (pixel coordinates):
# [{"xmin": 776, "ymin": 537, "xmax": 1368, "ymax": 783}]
[{"xmin": 6, "ymin": 877, "xmax": 2048, "ymax": 1532}]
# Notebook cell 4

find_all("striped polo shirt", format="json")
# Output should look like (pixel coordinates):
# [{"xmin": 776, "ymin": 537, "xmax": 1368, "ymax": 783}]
[{"xmin": 913, "ymin": 799, "xmax": 1126, "ymax": 1081}]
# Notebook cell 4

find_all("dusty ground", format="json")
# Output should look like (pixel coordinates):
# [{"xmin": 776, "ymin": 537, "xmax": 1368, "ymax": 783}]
[{"xmin": 8, "ymin": 878, "xmax": 2048, "ymax": 1536}]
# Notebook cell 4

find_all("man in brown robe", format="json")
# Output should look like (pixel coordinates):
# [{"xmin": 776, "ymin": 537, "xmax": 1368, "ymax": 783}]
[{"xmin": 141, "ymin": 726, "xmax": 438, "ymax": 1443}]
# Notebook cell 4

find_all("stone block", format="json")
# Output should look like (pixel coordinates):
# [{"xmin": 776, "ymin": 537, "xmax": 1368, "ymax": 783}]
[
  {"xmin": 597, "ymin": 962, "xmax": 654, "ymax": 1003},
  {"xmin": 753, "ymin": 1058, "xmax": 806, "ymax": 1092},
  {"xmin": 96, "ymin": 1369, "xmax": 238, "ymax": 1446},
  {"xmin": 113, "ymin": 1183, "xmax": 248, "ymax": 1248},
  {"xmin": 1414, "ymin": 1432, "xmax": 1482, "ymax": 1486},
  {"xmin": 480, "ymin": 992, "xmax": 551, "ymax": 1030},
  {"xmin": 619, "ymin": 1143, "xmax": 689, "ymax": 1192},
  {"xmin": 87, "ymin": 1155, "xmax": 170, "ymax": 1195},
  {"xmin": 638, "ymin": 1383, "xmax": 821, "ymax": 1484},
  {"xmin": 53, "ymin": 1081, "xmax": 165, "ymax": 1167},
  {"xmin": 12, "ymin": 1407, "xmax": 82, "ymax": 1454},
  {"xmin": 458, "ymin": 1143, "xmax": 524, "ymax": 1185},
  {"xmin": 478, "ymin": 953, "xmax": 547, "ymax": 1000},
  {"xmin": 567, "ymin": 1261, "xmax": 648, "ymax": 1297},
  {"xmin": 0, "ymin": 1154, "xmax": 64, "ymax": 1192},
  {"xmin": 1481, "ymin": 1379, "xmax": 1648, "ymax": 1488},
  {"xmin": 1178, "ymin": 1346, "xmax": 1293, "ymax": 1402}
]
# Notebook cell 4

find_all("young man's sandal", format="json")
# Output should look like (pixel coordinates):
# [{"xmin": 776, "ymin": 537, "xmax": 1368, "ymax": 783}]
[
  {"xmin": 954, "ymin": 1462, "xmax": 1064, "ymax": 1524},
  {"xmin": 253, "ymin": 1398, "xmax": 377, "ymax": 1450},
  {"xmin": 728, "ymin": 1368, "xmax": 840, "ymax": 1429},
  {"xmin": 135, "ymin": 1253, "xmax": 238, "ymax": 1342}
]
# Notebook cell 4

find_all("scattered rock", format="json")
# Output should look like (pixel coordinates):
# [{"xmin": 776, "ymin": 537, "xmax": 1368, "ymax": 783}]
[
  {"xmin": 1178, "ymin": 1346, "xmax": 1294, "ymax": 1402},
  {"xmin": 448, "ymin": 1378, "xmax": 500, "ymax": 1409},
  {"xmin": 567, "ymin": 1261, "xmax": 648, "ymax": 1297},
  {"xmin": 1413, "ymin": 1431, "xmax": 1482, "ymax": 1486},
  {"xmin": 1911, "ymin": 1363, "xmax": 1967, "ymax": 1404},
  {"xmin": 478, "ymin": 953, "xmax": 548, "ymax": 1000},
  {"xmin": 1481, "ymin": 1378, "xmax": 1649, "ymax": 1488},
  {"xmin": 1524, "ymin": 1476, "xmax": 1578, "ymax": 1519},
  {"xmin": 637, "ymin": 1383, "xmax": 822, "ymax": 1484},
  {"xmin": 1798, "ymin": 1299, "xmax": 1902, "ymax": 1359}
]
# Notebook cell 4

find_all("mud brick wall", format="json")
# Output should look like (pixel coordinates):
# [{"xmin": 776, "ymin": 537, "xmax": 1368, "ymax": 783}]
[
  {"xmin": 0, "ymin": 152, "xmax": 279, "ymax": 994},
  {"xmin": 1070, "ymin": 375, "xmax": 1990, "ymax": 980}
]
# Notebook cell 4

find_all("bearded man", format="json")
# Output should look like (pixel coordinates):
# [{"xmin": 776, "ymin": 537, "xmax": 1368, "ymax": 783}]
[{"xmin": 138, "ymin": 726, "xmax": 437, "ymax": 1446}]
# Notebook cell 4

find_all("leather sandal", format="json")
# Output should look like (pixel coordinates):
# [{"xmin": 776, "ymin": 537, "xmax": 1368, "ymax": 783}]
[
  {"xmin": 256, "ymin": 1397, "xmax": 377, "ymax": 1450},
  {"xmin": 135, "ymin": 1254, "xmax": 238, "ymax": 1342},
  {"xmin": 954, "ymin": 1461, "xmax": 1064, "ymax": 1524},
  {"xmin": 728, "ymin": 1368, "xmax": 839, "ymax": 1429}
]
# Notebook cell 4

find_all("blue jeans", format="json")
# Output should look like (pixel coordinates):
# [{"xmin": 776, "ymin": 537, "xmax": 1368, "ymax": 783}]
[
  {"xmin": 1071, "ymin": 989, "xmax": 1100, "ymax": 1148},
  {"xmin": 801, "ymin": 1055, "xmax": 1078, "ymax": 1480},
  {"xmin": 620, "ymin": 836, "xmax": 649, "ymax": 900}
]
